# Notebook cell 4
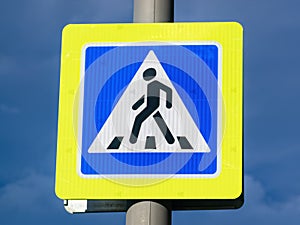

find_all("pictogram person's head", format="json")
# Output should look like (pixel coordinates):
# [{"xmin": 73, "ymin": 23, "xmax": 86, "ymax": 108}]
[{"xmin": 143, "ymin": 68, "xmax": 156, "ymax": 81}]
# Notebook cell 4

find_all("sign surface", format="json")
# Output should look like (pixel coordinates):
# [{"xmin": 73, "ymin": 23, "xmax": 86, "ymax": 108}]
[{"xmin": 55, "ymin": 22, "xmax": 243, "ymax": 208}]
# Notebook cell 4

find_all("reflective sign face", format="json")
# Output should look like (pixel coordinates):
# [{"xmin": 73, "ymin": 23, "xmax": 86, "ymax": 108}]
[{"xmin": 55, "ymin": 22, "xmax": 243, "ymax": 204}]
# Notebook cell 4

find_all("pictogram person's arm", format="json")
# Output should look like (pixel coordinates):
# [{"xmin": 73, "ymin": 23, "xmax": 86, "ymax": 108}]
[
  {"xmin": 165, "ymin": 87, "xmax": 172, "ymax": 109},
  {"xmin": 132, "ymin": 95, "xmax": 145, "ymax": 110},
  {"xmin": 159, "ymin": 83, "xmax": 172, "ymax": 109}
]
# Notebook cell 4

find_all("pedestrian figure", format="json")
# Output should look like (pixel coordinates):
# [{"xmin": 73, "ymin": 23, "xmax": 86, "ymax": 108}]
[{"xmin": 129, "ymin": 68, "xmax": 175, "ymax": 144}]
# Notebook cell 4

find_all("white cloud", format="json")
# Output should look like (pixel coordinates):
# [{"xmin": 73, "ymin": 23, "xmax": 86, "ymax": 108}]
[
  {"xmin": 242, "ymin": 175, "xmax": 300, "ymax": 223},
  {"xmin": 173, "ymin": 175, "xmax": 300, "ymax": 225},
  {"xmin": 0, "ymin": 172, "xmax": 58, "ymax": 214},
  {"xmin": 0, "ymin": 172, "xmax": 125, "ymax": 225}
]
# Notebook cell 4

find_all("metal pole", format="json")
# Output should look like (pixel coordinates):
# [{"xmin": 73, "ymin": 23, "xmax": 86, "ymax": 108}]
[
  {"xmin": 127, "ymin": 1, "xmax": 174, "ymax": 225},
  {"xmin": 133, "ymin": 0, "xmax": 174, "ymax": 22},
  {"xmin": 126, "ymin": 201, "xmax": 171, "ymax": 225}
]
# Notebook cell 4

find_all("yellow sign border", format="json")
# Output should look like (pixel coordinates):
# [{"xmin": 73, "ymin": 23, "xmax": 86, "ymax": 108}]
[{"xmin": 55, "ymin": 22, "xmax": 243, "ymax": 200}]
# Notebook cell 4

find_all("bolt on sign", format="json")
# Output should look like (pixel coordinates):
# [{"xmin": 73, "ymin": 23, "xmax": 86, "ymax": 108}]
[{"xmin": 55, "ymin": 22, "xmax": 243, "ymax": 211}]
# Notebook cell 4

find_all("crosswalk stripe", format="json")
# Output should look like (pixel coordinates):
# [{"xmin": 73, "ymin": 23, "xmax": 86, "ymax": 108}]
[
  {"xmin": 107, "ymin": 136, "xmax": 193, "ymax": 150},
  {"xmin": 177, "ymin": 136, "xmax": 193, "ymax": 149},
  {"xmin": 145, "ymin": 136, "xmax": 156, "ymax": 149},
  {"xmin": 107, "ymin": 136, "xmax": 124, "ymax": 149}
]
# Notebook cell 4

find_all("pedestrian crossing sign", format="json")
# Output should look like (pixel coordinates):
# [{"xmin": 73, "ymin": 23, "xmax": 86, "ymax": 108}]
[{"xmin": 56, "ymin": 22, "xmax": 243, "ymax": 208}]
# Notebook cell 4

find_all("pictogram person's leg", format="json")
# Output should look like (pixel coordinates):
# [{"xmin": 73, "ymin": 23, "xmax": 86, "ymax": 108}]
[
  {"xmin": 130, "ymin": 107, "xmax": 154, "ymax": 143},
  {"xmin": 153, "ymin": 111, "xmax": 175, "ymax": 144}
]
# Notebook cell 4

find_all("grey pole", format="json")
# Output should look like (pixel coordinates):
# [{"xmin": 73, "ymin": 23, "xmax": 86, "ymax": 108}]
[
  {"xmin": 126, "ymin": 1, "xmax": 174, "ymax": 225},
  {"xmin": 126, "ymin": 201, "xmax": 171, "ymax": 225},
  {"xmin": 133, "ymin": 0, "xmax": 174, "ymax": 22}
]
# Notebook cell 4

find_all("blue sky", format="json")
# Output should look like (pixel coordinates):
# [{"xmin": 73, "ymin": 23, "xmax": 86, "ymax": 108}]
[{"xmin": 0, "ymin": 0, "xmax": 299, "ymax": 224}]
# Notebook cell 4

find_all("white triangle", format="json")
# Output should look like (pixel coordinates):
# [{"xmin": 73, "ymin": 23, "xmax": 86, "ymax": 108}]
[{"xmin": 88, "ymin": 51, "xmax": 211, "ymax": 153}]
